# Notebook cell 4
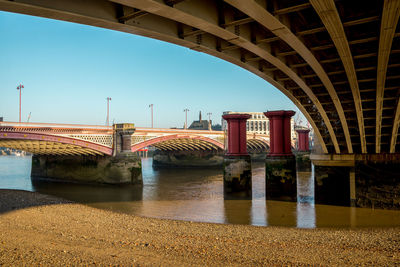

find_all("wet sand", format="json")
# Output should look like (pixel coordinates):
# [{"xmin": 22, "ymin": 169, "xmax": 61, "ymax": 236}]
[{"xmin": 0, "ymin": 189, "xmax": 399, "ymax": 266}]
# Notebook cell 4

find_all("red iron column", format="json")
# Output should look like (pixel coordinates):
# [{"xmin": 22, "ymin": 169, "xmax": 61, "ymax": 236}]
[
  {"xmin": 222, "ymin": 114, "xmax": 252, "ymax": 199},
  {"xmin": 296, "ymin": 129, "xmax": 310, "ymax": 152},
  {"xmin": 265, "ymin": 110, "xmax": 295, "ymax": 156},
  {"xmin": 264, "ymin": 110, "xmax": 297, "ymax": 202},
  {"xmin": 222, "ymin": 114, "xmax": 251, "ymax": 155}
]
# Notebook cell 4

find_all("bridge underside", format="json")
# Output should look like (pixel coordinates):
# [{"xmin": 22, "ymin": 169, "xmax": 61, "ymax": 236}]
[
  {"xmin": 0, "ymin": 131, "xmax": 113, "ymax": 156},
  {"xmin": 149, "ymin": 138, "xmax": 222, "ymax": 151},
  {"xmin": 247, "ymin": 139, "xmax": 269, "ymax": 153},
  {"xmin": 0, "ymin": 140, "xmax": 106, "ymax": 156},
  {"xmin": 1, "ymin": 0, "xmax": 399, "ymax": 155}
]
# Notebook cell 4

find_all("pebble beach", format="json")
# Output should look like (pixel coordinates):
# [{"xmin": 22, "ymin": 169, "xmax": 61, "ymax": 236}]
[{"xmin": 0, "ymin": 189, "xmax": 399, "ymax": 266}]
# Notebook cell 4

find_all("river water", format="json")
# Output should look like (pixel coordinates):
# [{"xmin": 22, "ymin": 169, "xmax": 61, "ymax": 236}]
[{"xmin": 1, "ymin": 155, "xmax": 400, "ymax": 228}]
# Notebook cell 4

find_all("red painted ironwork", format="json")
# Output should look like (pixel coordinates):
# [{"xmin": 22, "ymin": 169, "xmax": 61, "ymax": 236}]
[
  {"xmin": 0, "ymin": 131, "xmax": 113, "ymax": 155},
  {"xmin": 264, "ymin": 110, "xmax": 295, "ymax": 156},
  {"xmin": 296, "ymin": 129, "xmax": 310, "ymax": 152},
  {"xmin": 130, "ymin": 134, "xmax": 224, "ymax": 152},
  {"xmin": 222, "ymin": 114, "xmax": 251, "ymax": 156}
]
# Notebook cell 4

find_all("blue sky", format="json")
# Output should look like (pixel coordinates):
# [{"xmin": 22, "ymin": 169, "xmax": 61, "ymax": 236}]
[{"xmin": 0, "ymin": 11, "xmax": 301, "ymax": 128}]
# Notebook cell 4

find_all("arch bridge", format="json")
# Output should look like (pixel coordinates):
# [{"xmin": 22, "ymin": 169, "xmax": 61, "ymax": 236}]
[
  {"xmin": 0, "ymin": 122, "xmax": 272, "ymax": 155},
  {"xmin": 1, "ymin": 0, "xmax": 399, "ymax": 156}
]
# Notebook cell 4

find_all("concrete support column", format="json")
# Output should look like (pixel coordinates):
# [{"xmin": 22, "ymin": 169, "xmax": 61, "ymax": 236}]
[
  {"xmin": 350, "ymin": 170, "xmax": 356, "ymax": 207},
  {"xmin": 296, "ymin": 129, "xmax": 310, "ymax": 152},
  {"xmin": 314, "ymin": 165, "xmax": 352, "ymax": 206},
  {"xmin": 222, "ymin": 114, "xmax": 252, "ymax": 199},
  {"xmin": 311, "ymin": 153, "xmax": 400, "ymax": 210},
  {"xmin": 264, "ymin": 110, "xmax": 297, "ymax": 201}
]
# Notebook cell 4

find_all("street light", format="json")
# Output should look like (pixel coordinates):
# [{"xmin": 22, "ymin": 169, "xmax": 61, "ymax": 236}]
[
  {"xmin": 183, "ymin": 108, "xmax": 189, "ymax": 129},
  {"xmin": 106, "ymin": 97, "xmax": 112, "ymax": 126},
  {"xmin": 149, "ymin": 104, "xmax": 154, "ymax": 128},
  {"xmin": 16, "ymin": 84, "xmax": 24, "ymax": 123},
  {"xmin": 207, "ymin": 112, "xmax": 212, "ymax": 122},
  {"xmin": 207, "ymin": 112, "xmax": 212, "ymax": 131}
]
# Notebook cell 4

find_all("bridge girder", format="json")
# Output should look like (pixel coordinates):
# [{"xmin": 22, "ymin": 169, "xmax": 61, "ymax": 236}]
[
  {"xmin": 131, "ymin": 134, "xmax": 224, "ymax": 152},
  {"xmin": 247, "ymin": 138, "xmax": 270, "ymax": 152},
  {"xmin": 0, "ymin": 132, "xmax": 112, "ymax": 156},
  {"xmin": 0, "ymin": 140, "xmax": 104, "ymax": 156},
  {"xmin": 1, "ymin": 0, "xmax": 399, "ymax": 154}
]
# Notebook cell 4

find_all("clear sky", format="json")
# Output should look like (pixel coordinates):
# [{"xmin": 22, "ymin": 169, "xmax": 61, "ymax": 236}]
[{"xmin": 0, "ymin": 11, "xmax": 302, "ymax": 128}]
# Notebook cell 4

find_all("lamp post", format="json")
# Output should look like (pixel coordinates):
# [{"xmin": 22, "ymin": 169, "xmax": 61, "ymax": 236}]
[
  {"xmin": 149, "ymin": 104, "xmax": 154, "ymax": 128},
  {"xmin": 207, "ymin": 112, "xmax": 212, "ymax": 130},
  {"xmin": 207, "ymin": 112, "xmax": 212, "ymax": 122},
  {"xmin": 106, "ymin": 97, "xmax": 112, "ymax": 126},
  {"xmin": 183, "ymin": 108, "xmax": 189, "ymax": 129},
  {"xmin": 16, "ymin": 84, "xmax": 24, "ymax": 123}
]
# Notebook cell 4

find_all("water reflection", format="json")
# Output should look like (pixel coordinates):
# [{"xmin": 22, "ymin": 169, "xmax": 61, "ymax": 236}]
[
  {"xmin": 224, "ymin": 200, "xmax": 252, "ymax": 225},
  {"xmin": 297, "ymin": 203, "xmax": 316, "ymax": 228},
  {"xmin": 32, "ymin": 181, "xmax": 143, "ymax": 203},
  {"xmin": 266, "ymin": 200, "xmax": 297, "ymax": 227},
  {"xmin": 1, "ymin": 156, "xmax": 400, "ymax": 228}
]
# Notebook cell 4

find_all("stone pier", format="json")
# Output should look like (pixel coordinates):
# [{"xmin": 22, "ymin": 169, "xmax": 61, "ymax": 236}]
[
  {"xmin": 314, "ymin": 165, "xmax": 352, "ymax": 206},
  {"xmin": 222, "ymin": 114, "xmax": 252, "ymax": 200},
  {"xmin": 264, "ymin": 110, "xmax": 297, "ymax": 202},
  {"xmin": 312, "ymin": 153, "xmax": 400, "ymax": 210},
  {"xmin": 31, "ymin": 123, "xmax": 142, "ymax": 185},
  {"xmin": 152, "ymin": 149, "xmax": 223, "ymax": 167}
]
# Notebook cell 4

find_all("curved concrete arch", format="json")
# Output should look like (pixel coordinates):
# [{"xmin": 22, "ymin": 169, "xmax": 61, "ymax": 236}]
[
  {"xmin": 0, "ymin": 131, "xmax": 113, "ymax": 155},
  {"xmin": 390, "ymin": 103, "xmax": 400, "ymax": 153},
  {"xmin": 310, "ymin": 0, "xmax": 367, "ymax": 153},
  {"xmin": 0, "ymin": 0, "xmax": 328, "ymax": 154},
  {"xmin": 376, "ymin": 0, "xmax": 400, "ymax": 153},
  {"xmin": 113, "ymin": 0, "xmax": 337, "ymax": 153},
  {"xmin": 131, "ymin": 134, "xmax": 224, "ymax": 152},
  {"xmin": 224, "ymin": 0, "xmax": 352, "ymax": 153}
]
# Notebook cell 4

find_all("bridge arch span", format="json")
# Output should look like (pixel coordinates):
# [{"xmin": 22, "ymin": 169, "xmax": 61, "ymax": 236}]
[
  {"xmin": 247, "ymin": 138, "xmax": 270, "ymax": 151},
  {"xmin": 2, "ymin": 1, "xmax": 397, "ymax": 154},
  {"xmin": 131, "ymin": 134, "xmax": 224, "ymax": 152},
  {"xmin": 0, "ymin": 131, "xmax": 113, "ymax": 156},
  {"xmin": 0, "ymin": 0, "xmax": 330, "ymax": 154}
]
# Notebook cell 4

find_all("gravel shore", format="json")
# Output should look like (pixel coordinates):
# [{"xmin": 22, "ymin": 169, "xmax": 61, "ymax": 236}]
[{"xmin": 0, "ymin": 189, "xmax": 399, "ymax": 266}]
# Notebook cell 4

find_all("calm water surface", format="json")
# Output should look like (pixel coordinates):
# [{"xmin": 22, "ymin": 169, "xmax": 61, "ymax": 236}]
[{"xmin": 1, "ymin": 155, "xmax": 400, "ymax": 228}]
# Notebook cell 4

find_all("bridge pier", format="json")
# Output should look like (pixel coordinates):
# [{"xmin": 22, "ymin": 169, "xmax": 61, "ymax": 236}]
[
  {"xmin": 31, "ymin": 154, "xmax": 142, "ymax": 184},
  {"xmin": 312, "ymin": 154, "xmax": 400, "ymax": 210},
  {"xmin": 313, "ymin": 164, "xmax": 353, "ymax": 207},
  {"xmin": 31, "ymin": 123, "xmax": 142, "ymax": 185},
  {"xmin": 152, "ymin": 150, "xmax": 223, "ymax": 167},
  {"xmin": 264, "ymin": 111, "xmax": 297, "ymax": 202},
  {"xmin": 222, "ymin": 114, "xmax": 252, "ymax": 200}
]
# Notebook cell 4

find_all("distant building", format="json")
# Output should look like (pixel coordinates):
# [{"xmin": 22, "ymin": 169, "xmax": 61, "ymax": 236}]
[
  {"xmin": 189, "ymin": 111, "xmax": 211, "ymax": 130},
  {"xmin": 211, "ymin": 124, "xmax": 222, "ymax": 131},
  {"xmin": 222, "ymin": 111, "xmax": 269, "ymax": 135},
  {"xmin": 0, "ymin": 117, "xmax": 3, "ymax": 122}
]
